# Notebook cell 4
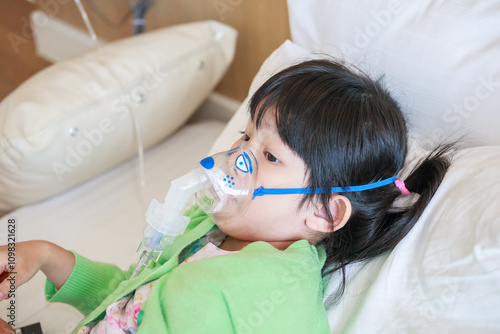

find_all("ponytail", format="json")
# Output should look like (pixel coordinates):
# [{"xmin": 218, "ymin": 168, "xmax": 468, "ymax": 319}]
[
  {"xmin": 400, "ymin": 141, "xmax": 456, "ymax": 229},
  {"xmin": 321, "ymin": 141, "xmax": 456, "ymax": 306}
]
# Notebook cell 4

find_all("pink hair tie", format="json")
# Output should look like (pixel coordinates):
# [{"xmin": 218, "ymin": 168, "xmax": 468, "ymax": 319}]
[{"xmin": 394, "ymin": 179, "xmax": 411, "ymax": 196}]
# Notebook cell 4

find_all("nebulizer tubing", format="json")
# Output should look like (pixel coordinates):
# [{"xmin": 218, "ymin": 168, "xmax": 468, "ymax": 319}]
[{"xmin": 73, "ymin": 0, "xmax": 147, "ymax": 191}]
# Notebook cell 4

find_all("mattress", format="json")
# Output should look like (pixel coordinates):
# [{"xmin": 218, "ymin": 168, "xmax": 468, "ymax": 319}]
[{"xmin": 0, "ymin": 119, "xmax": 226, "ymax": 333}]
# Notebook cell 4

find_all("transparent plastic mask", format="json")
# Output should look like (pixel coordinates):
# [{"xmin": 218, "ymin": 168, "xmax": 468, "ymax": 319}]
[{"xmin": 195, "ymin": 142, "xmax": 258, "ymax": 224}]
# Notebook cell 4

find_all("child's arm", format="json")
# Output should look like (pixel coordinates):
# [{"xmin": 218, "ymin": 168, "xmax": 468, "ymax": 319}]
[{"xmin": 0, "ymin": 240, "xmax": 75, "ymax": 300}]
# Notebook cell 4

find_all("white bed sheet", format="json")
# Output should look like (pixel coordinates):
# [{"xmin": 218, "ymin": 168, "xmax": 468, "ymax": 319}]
[{"xmin": 0, "ymin": 119, "xmax": 226, "ymax": 333}]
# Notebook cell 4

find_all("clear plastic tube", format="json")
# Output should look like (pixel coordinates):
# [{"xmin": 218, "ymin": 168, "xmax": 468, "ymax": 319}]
[
  {"xmin": 73, "ymin": 0, "xmax": 147, "ymax": 195},
  {"xmin": 73, "ymin": 0, "xmax": 99, "ymax": 50}
]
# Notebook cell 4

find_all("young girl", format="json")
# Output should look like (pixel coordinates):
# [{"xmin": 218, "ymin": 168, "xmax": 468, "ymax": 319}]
[{"xmin": 0, "ymin": 59, "xmax": 453, "ymax": 333}]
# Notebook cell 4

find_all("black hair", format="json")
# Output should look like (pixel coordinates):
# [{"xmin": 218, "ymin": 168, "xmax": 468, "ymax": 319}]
[{"xmin": 249, "ymin": 58, "xmax": 454, "ymax": 304}]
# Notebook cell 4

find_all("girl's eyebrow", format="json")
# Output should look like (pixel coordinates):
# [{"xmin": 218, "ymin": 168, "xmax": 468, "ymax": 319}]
[{"xmin": 258, "ymin": 117, "xmax": 278, "ymax": 134}]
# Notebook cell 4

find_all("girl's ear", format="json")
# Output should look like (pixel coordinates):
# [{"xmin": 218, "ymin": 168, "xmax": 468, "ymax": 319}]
[{"xmin": 305, "ymin": 195, "xmax": 352, "ymax": 233}]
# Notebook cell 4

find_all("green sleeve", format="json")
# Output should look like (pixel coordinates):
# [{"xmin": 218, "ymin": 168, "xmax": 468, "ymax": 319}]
[{"xmin": 45, "ymin": 251, "xmax": 129, "ymax": 316}]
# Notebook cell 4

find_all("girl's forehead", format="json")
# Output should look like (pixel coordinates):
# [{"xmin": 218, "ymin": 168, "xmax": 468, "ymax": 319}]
[{"xmin": 249, "ymin": 111, "xmax": 278, "ymax": 133}]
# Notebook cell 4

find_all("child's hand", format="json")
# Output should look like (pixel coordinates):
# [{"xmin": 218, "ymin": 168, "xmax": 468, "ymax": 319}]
[
  {"xmin": 0, "ymin": 241, "xmax": 75, "ymax": 301},
  {"xmin": 0, "ymin": 240, "xmax": 47, "ymax": 301}
]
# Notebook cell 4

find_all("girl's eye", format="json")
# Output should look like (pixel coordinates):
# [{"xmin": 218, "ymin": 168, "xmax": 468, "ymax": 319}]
[
  {"xmin": 240, "ymin": 131, "xmax": 250, "ymax": 142},
  {"xmin": 265, "ymin": 152, "xmax": 279, "ymax": 163}
]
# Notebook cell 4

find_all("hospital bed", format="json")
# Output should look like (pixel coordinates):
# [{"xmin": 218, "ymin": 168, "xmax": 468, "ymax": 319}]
[{"xmin": 1, "ymin": 1, "xmax": 499, "ymax": 333}]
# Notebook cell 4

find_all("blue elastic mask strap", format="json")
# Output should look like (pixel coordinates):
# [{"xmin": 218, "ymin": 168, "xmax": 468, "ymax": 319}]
[{"xmin": 252, "ymin": 175, "xmax": 397, "ymax": 199}]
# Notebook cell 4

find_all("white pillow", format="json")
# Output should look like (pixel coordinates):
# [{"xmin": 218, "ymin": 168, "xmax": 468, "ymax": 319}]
[
  {"xmin": 287, "ymin": 0, "xmax": 500, "ymax": 149},
  {"xmin": 0, "ymin": 21, "xmax": 237, "ymax": 215}
]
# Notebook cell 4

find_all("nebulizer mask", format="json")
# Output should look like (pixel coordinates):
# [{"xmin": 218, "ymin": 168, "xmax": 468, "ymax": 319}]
[{"xmin": 130, "ymin": 142, "xmax": 257, "ymax": 278}]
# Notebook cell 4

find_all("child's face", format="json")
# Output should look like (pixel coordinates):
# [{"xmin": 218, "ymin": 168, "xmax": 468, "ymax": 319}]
[{"xmin": 215, "ymin": 112, "xmax": 317, "ymax": 245}]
